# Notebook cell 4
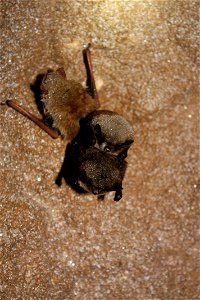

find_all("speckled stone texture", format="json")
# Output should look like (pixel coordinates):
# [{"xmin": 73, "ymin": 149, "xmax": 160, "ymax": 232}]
[{"xmin": 0, "ymin": 1, "xmax": 199, "ymax": 299}]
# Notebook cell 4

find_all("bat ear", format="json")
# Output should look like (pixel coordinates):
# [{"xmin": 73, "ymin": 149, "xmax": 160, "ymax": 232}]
[
  {"xmin": 56, "ymin": 68, "xmax": 66, "ymax": 79},
  {"xmin": 76, "ymin": 118, "xmax": 96, "ymax": 148},
  {"xmin": 114, "ymin": 185, "xmax": 122, "ymax": 201},
  {"xmin": 117, "ymin": 149, "xmax": 128, "ymax": 163},
  {"xmin": 94, "ymin": 124, "xmax": 104, "ymax": 144}
]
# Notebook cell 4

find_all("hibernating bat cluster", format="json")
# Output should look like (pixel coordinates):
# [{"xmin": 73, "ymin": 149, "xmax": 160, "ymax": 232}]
[{"xmin": 6, "ymin": 44, "xmax": 134, "ymax": 201}]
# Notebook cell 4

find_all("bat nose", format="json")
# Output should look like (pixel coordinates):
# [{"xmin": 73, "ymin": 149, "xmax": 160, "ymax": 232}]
[{"xmin": 92, "ymin": 188, "xmax": 99, "ymax": 195}]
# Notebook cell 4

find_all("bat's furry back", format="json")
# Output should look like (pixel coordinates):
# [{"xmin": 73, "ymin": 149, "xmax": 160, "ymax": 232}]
[
  {"xmin": 41, "ymin": 68, "xmax": 96, "ymax": 140},
  {"xmin": 78, "ymin": 147, "xmax": 126, "ymax": 196}
]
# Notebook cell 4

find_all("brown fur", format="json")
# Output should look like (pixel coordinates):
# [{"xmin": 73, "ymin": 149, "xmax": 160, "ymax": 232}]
[
  {"xmin": 41, "ymin": 69, "xmax": 96, "ymax": 140},
  {"xmin": 77, "ymin": 147, "xmax": 126, "ymax": 196},
  {"xmin": 90, "ymin": 110, "xmax": 134, "ymax": 145}
]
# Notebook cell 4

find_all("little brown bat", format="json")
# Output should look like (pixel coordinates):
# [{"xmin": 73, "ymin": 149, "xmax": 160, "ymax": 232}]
[
  {"xmin": 6, "ymin": 44, "xmax": 134, "ymax": 201},
  {"xmin": 56, "ymin": 142, "xmax": 127, "ymax": 201},
  {"xmin": 39, "ymin": 45, "xmax": 134, "ymax": 155}
]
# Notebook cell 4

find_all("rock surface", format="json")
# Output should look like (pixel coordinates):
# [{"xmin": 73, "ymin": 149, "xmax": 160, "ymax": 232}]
[{"xmin": 0, "ymin": 1, "xmax": 199, "ymax": 299}]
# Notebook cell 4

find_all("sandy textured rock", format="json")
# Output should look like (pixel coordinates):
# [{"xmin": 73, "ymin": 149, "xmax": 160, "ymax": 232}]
[{"xmin": 0, "ymin": 1, "xmax": 199, "ymax": 299}]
